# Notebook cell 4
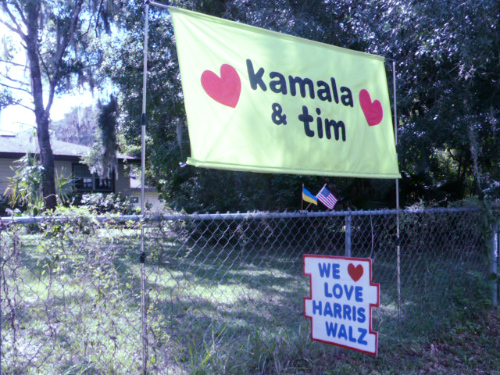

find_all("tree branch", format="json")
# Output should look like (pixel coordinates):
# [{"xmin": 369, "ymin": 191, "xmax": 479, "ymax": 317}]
[
  {"xmin": 53, "ymin": 0, "xmax": 85, "ymax": 65},
  {"xmin": 47, "ymin": 0, "xmax": 85, "ymax": 113},
  {"xmin": 38, "ymin": 50, "xmax": 54, "ymax": 90},
  {"xmin": 2, "ymin": 77, "xmax": 30, "ymax": 89},
  {"xmin": 0, "ymin": 59, "xmax": 26, "ymax": 68},
  {"xmin": 1, "ymin": 71, "xmax": 30, "ymax": 87},
  {"xmin": 10, "ymin": 101, "xmax": 34, "ymax": 112},
  {"xmin": 9, "ymin": 0, "xmax": 28, "ymax": 28},
  {"xmin": 93, "ymin": 0, "xmax": 105, "ymax": 36},
  {"xmin": 0, "ymin": 81, "xmax": 31, "ymax": 94},
  {"xmin": 0, "ymin": 1, "xmax": 26, "ymax": 38},
  {"xmin": 0, "ymin": 18, "xmax": 24, "ymax": 39},
  {"xmin": 46, "ymin": 79, "xmax": 56, "ymax": 114}
]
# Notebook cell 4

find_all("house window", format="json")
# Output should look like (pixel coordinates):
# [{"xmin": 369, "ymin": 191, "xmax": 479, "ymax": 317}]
[{"xmin": 73, "ymin": 164, "xmax": 114, "ymax": 192}]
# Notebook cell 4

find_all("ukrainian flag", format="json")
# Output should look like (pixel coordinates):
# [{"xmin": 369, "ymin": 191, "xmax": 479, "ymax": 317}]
[{"xmin": 302, "ymin": 187, "xmax": 318, "ymax": 205}]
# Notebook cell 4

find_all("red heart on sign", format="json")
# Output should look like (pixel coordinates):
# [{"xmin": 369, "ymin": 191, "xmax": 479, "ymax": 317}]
[
  {"xmin": 348, "ymin": 263, "xmax": 364, "ymax": 282},
  {"xmin": 359, "ymin": 89, "xmax": 383, "ymax": 126},
  {"xmin": 201, "ymin": 64, "xmax": 241, "ymax": 108}
]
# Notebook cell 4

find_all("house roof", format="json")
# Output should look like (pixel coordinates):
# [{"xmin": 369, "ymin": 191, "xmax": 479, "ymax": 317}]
[{"xmin": 0, "ymin": 132, "xmax": 139, "ymax": 163}]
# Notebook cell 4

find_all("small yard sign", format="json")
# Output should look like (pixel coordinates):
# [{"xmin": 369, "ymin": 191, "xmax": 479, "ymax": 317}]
[{"xmin": 303, "ymin": 255, "xmax": 380, "ymax": 356}]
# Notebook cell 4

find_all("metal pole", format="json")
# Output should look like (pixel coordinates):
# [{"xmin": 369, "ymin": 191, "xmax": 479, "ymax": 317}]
[
  {"xmin": 150, "ymin": 0, "xmax": 169, "ymax": 9},
  {"xmin": 393, "ymin": 60, "xmax": 400, "ymax": 211},
  {"xmin": 141, "ymin": 3, "xmax": 149, "ymax": 215},
  {"xmin": 393, "ymin": 59, "xmax": 402, "ymax": 317},
  {"xmin": 393, "ymin": 60, "xmax": 398, "ymax": 148},
  {"xmin": 345, "ymin": 210, "xmax": 352, "ymax": 257},
  {"xmin": 0, "ymin": 240, "xmax": 2, "ymax": 375},
  {"xmin": 140, "ymin": 1, "xmax": 150, "ymax": 373},
  {"xmin": 493, "ymin": 221, "xmax": 499, "ymax": 307}
]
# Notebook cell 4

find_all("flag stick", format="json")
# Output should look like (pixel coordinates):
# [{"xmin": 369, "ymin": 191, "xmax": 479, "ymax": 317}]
[
  {"xmin": 393, "ymin": 59, "xmax": 401, "ymax": 319},
  {"xmin": 140, "ymin": 2, "xmax": 149, "ymax": 372},
  {"xmin": 301, "ymin": 184, "xmax": 304, "ymax": 210},
  {"xmin": 393, "ymin": 60, "xmax": 400, "ymax": 211}
]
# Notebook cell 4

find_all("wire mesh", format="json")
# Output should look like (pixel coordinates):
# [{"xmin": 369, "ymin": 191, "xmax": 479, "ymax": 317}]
[{"xmin": 0, "ymin": 208, "xmax": 493, "ymax": 373}]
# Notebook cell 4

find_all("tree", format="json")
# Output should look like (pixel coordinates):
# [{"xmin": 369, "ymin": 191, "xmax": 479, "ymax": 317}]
[
  {"xmin": 83, "ymin": 95, "xmax": 118, "ymax": 179},
  {"xmin": 0, "ymin": 0, "xmax": 119, "ymax": 209},
  {"xmin": 51, "ymin": 105, "xmax": 98, "ymax": 146},
  {"xmin": 370, "ymin": 0, "xmax": 500, "ymax": 204},
  {"xmin": 106, "ymin": 0, "xmax": 373, "ymax": 212},
  {"xmin": 108, "ymin": 0, "xmax": 498, "ymax": 212}
]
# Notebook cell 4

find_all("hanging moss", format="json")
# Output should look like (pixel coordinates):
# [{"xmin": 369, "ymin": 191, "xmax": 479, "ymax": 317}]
[{"xmin": 85, "ymin": 95, "xmax": 118, "ymax": 179}]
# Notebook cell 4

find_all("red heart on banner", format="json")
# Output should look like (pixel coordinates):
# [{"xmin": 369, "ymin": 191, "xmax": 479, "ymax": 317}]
[
  {"xmin": 348, "ymin": 263, "xmax": 364, "ymax": 282},
  {"xmin": 359, "ymin": 89, "xmax": 383, "ymax": 126},
  {"xmin": 201, "ymin": 64, "xmax": 241, "ymax": 108}
]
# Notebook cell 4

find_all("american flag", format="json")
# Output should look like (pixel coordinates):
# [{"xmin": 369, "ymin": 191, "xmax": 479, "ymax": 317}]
[{"xmin": 316, "ymin": 186, "xmax": 338, "ymax": 209}]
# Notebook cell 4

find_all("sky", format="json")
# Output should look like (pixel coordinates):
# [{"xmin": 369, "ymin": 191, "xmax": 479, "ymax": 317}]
[{"xmin": 0, "ymin": 90, "xmax": 95, "ymax": 134}]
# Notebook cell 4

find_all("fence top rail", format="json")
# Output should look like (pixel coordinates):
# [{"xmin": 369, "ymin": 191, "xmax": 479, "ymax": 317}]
[{"xmin": 0, "ymin": 207, "xmax": 482, "ymax": 225}]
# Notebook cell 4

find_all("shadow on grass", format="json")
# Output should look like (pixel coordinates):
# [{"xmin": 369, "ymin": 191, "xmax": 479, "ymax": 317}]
[{"xmin": 0, "ymin": 217, "xmax": 492, "ymax": 374}]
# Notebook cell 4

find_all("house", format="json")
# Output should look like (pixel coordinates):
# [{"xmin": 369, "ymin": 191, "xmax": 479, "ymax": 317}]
[
  {"xmin": 129, "ymin": 174, "xmax": 164, "ymax": 211},
  {"xmin": 0, "ymin": 132, "xmax": 163, "ymax": 210}
]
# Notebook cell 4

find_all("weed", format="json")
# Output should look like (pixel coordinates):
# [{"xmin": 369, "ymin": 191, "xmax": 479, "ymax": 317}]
[{"xmin": 0, "ymin": 210, "xmax": 496, "ymax": 374}]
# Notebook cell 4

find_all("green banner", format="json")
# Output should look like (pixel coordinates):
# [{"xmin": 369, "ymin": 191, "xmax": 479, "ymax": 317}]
[{"xmin": 169, "ymin": 7, "xmax": 400, "ymax": 178}]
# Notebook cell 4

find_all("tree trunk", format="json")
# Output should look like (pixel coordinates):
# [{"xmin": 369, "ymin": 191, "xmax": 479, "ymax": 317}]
[
  {"xmin": 25, "ymin": 0, "xmax": 57, "ymax": 210},
  {"xmin": 37, "ymin": 113, "xmax": 57, "ymax": 210}
]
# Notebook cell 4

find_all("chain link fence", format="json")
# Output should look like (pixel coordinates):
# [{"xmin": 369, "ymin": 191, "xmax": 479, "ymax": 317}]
[{"xmin": 0, "ymin": 207, "xmax": 496, "ymax": 373}]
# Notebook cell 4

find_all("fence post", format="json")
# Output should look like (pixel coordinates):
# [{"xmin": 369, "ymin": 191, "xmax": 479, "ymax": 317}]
[
  {"xmin": 141, "ymin": 1, "xmax": 150, "ymax": 373},
  {"xmin": 140, "ymin": 244, "xmax": 147, "ymax": 373},
  {"xmin": 397, "ymin": 212, "xmax": 401, "ymax": 318},
  {"xmin": 492, "ymin": 220, "xmax": 499, "ymax": 308},
  {"xmin": 0, "ymin": 228, "xmax": 2, "ymax": 375},
  {"xmin": 345, "ymin": 210, "xmax": 352, "ymax": 257}
]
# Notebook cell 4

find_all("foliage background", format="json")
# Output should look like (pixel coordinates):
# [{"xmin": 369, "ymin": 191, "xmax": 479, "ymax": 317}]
[
  {"xmin": 1, "ymin": 0, "xmax": 499, "ymax": 212},
  {"xmin": 101, "ymin": 0, "xmax": 499, "ymax": 213}
]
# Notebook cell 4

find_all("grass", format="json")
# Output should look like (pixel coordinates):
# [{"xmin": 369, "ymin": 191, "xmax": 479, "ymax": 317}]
[{"xmin": 0, "ymin": 218, "xmax": 498, "ymax": 374}]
